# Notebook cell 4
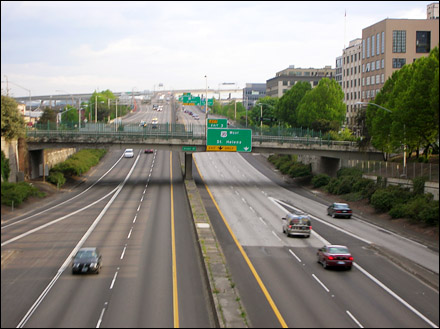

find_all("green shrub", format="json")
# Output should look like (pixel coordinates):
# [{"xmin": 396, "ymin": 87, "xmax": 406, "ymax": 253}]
[
  {"xmin": 337, "ymin": 167, "xmax": 363, "ymax": 178},
  {"xmin": 312, "ymin": 174, "xmax": 331, "ymax": 188},
  {"xmin": 49, "ymin": 149, "xmax": 107, "ymax": 183},
  {"xmin": 412, "ymin": 176, "xmax": 427, "ymax": 195},
  {"xmin": 47, "ymin": 171, "xmax": 66, "ymax": 187},
  {"xmin": 1, "ymin": 181, "xmax": 45, "ymax": 206},
  {"xmin": 1, "ymin": 151, "xmax": 10, "ymax": 181},
  {"xmin": 370, "ymin": 185, "xmax": 412, "ymax": 213},
  {"xmin": 288, "ymin": 163, "xmax": 311, "ymax": 178}
]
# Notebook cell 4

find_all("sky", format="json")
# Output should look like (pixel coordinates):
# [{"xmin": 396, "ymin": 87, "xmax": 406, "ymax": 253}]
[{"xmin": 1, "ymin": 1, "xmax": 435, "ymax": 98}]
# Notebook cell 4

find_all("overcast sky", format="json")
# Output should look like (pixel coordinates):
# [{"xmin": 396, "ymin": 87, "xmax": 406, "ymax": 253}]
[{"xmin": 1, "ymin": 1, "xmax": 434, "ymax": 97}]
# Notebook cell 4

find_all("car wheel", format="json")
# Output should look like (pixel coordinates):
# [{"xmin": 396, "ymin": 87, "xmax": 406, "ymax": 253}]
[
  {"xmin": 332, "ymin": 213, "xmax": 336, "ymax": 218},
  {"xmin": 322, "ymin": 260, "xmax": 328, "ymax": 269},
  {"xmin": 346, "ymin": 266, "xmax": 352, "ymax": 271}
]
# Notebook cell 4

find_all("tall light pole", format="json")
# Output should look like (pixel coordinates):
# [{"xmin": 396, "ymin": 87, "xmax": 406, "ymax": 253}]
[
  {"xmin": 356, "ymin": 101, "xmax": 406, "ymax": 174},
  {"xmin": 205, "ymin": 75, "xmax": 208, "ymax": 137}
]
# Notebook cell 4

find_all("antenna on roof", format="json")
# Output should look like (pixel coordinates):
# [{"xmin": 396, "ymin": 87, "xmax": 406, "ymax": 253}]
[{"xmin": 344, "ymin": 9, "xmax": 347, "ymax": 49}]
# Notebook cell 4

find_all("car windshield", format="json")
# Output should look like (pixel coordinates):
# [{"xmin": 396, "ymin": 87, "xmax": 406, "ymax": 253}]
[
  {"xmin": 75, "ymin": 250, "xmax": 97, "ymax": 259},
  {"xmin": 328, "ymin": 246, "xmax": 349, "ymax": 254}
]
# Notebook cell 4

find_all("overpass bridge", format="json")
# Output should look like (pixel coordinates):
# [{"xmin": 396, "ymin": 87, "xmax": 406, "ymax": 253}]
[{"xmin": 26, "ymin": 123, "xmax": 383, "ymax": 179}]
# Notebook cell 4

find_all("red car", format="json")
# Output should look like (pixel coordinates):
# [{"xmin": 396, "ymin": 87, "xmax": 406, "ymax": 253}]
[
  {"xmin": 144, "ymin": 149, "xmax": 154, "ymax": 154},
  {"xmin": 317, "ymin": 245, "xmax": 353, "ymax": 270}
]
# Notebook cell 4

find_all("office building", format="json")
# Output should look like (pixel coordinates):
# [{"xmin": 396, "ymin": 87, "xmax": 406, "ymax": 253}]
[
  {"xmin": 243, "ymin": 83, "xmax": 266, "ymax": 109},
  {"xmin": 266, "ymin": 65, "xmax": 335, "ymax": 98}
]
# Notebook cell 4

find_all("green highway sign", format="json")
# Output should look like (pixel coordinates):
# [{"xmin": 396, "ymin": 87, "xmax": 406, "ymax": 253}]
[
  {"xmin": 207, "ymin": 118, "xmax": 228, "ymax": 128},
  {"xmin": 182, "ymin": 146, "xmax": 197, "ymax": 152},
  {"xmin": 206, "ymin": 128, "xmax": 252, "ymax": 152}
]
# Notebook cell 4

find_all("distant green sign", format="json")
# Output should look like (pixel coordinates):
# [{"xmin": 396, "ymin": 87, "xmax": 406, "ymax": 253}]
[
  {"xmin": 206, "ymin": 128, "xmax": 252, "ymax": 152},
  {"xmin": 182, "ymin": 146, "xmax": 197, "ymax": 152}
]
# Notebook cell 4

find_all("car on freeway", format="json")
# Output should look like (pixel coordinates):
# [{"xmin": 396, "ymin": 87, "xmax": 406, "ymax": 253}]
[
  {"xmin": 124, "ymin": 149, "xmax": 134, "ymax": 158},
  {"xmin": 151, "ymin": 118, "xmax": 158, "ymax": 128},
  {"xmin": 139, "ymin": 120, "xmax": 147, "ymax": 127},
  {"xmin": 72, "ymin": 247, "xmax": 102, "ymax": 274},
  {"xmin": 327, "ymin": 202, "xmax": 352, "ymax": 218},
  {"xmin": 317, "ymin": 245, "xmax": 353, "ymax": 270},
  {"xmin": 282, "ymin": 213, "xmax": 312, "ymax": 238},
  {"xmin": 144, "ymin": 148, "xmax": 154, "ymax": 154}
]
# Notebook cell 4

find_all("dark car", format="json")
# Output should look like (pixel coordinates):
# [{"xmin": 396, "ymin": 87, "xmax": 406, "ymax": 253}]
[
  {"xmin": 317, "ymin": 245, "xmax": 353, "ymax": 270},
  {"xmin": 144, "ymin": 148, "xmax": 154, "ymax": 154},
  {"xmin": 327, "ymin": 202, "xmax": 352, "ymax": 218},
  {"xmin": 72, "ymin": 247, "xmax": 102, "ymax": 274}
]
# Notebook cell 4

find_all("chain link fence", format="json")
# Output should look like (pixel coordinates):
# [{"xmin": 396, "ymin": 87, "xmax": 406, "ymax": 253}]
[{"xmin": 348, "ymin": 160, "xmax": 439, "ymax": 182}]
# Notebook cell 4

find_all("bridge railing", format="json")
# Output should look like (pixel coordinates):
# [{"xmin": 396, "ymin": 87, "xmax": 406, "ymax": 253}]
[{"xmin": 27, "ymin": 122, "xmax": 361, "ymax": 148}]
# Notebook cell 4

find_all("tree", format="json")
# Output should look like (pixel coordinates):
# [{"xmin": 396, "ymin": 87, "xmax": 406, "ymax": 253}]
[
  {"xmin": 276, "ymin": 81, "xmax": 311, "ymax": 127},
  {"xmin": 296, "ymin": 78, "xmax": 345, "ymax": 131},
  {"xmin": 250, "ymin": 97, "xmax": 278, "ymax": 127},
  {"xmin": 1, "ymin": 95, "xmax": 25, "ymax": 140},
  {"xmin": 38, "ymin": 107, "xmax": 58, "ymax": 125},
  {"xmin": 369, "ymin": 46, "xmax": 439, "ymax": 158}
]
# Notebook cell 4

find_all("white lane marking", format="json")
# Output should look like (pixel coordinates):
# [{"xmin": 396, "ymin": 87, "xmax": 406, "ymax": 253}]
[
  {"xmin": 312, "ymin": 274, "xmax": 330, "ymax": 293},
  {"xmin": 2, "ymin": 187, "xmax": 118, "ymax": 247},
  {"xmin": 258, "ymin": 217, "xmax": 267, "ymax": 226},
  {"xmin": 120, "ymin": 245, "xmax": 127, "ymax": 259},
  {"xmin": 127, "ymin": 228, "xmax": 133, "ymax": 239},
  {"xmin": 2, "ymin": 153, "xmax": 125, "ymax": 229},
  {"xmin": 110, "ymin": 270, "xmax": 119, "ymax": 290},
  {"xmin": 270, "ymin": 197, "xmax": 438, "ymax": 328},
  {"xmin": 272, "ymin": 231, "xmax": 282, "ymax": 242},
  {"xmin": 289, "ymin": 249, "xmax": 302, "ymax": 263},
  {"xmin": 16, "ymin": 154, "xmax": 142, "ymax": 328},
  {"xmin": 346, "ymin": 310, "xmax": 364, "ymax": 328},
  {"xmin": 96, "ymin": 305, "xmax": 106, "ymax": 328},
  {"xmin": 269, "ymin": 197, "xmax": 372, "ymax": 244},
  {"xmin": 353, "ymin": 263, "xmax": 438, "ymax": 328}
]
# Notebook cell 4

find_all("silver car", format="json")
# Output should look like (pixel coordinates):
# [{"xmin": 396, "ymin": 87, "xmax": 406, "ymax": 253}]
[
  {"xmin": 124, "ymin": 149, "xmax": 134, "ymax": 158},
  {"xmin": 282, "ymin": 213, "xmax": 311, "ymax": 238}
]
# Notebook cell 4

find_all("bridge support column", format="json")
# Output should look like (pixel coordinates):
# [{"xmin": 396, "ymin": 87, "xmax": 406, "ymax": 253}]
[{"xmin": 184, "ymin": 152, "xmax": 193, "ymax": 180}]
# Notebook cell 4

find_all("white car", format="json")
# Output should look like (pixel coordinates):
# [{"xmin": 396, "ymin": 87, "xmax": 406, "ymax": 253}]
[{"xmin": 124, "ymin": 149, "xmax": 134, "ymax": 158}]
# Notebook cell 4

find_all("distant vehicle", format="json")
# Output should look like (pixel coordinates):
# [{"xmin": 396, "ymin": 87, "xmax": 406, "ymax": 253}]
[
  {"xmin": 282, "ymin": 213, "xmax": 311, "ymax": 238},
  {"xmin": 327, "ymin": 203, "xmax": 352, "ymax": 219},
  {"xmin": 193, "ymin": 114, "xmax": 199, "ymax": 120},
  {"xmin": 139, "ymin": 120, "xmax": 147, "ymax": 127},
  {"xmin": 72, "ymin": 247, "xmax": 102, "ymax": 274},
  {"xmin": 124, "ymin": 149, "xmax": 134, "ymax": 158},
  {"xmin": 144, "ymin": 148, "xmax": 154, "ymax": 154},
  {"xmin": 151, "ymin": 118, "xmax": 158, "ymax": 128},
  {"xmin": 317, "ymin": 245, "xmax": 353, "ymax": 270}
]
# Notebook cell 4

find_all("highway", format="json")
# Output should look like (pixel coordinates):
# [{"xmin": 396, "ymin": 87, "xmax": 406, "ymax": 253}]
[
  {"xmin": 1, "ymin": 99, "xmax": 214, "ymax": 328},
  {"xmin": 1, "ymin": 98, "xmax": 438, "ymax": 328}
]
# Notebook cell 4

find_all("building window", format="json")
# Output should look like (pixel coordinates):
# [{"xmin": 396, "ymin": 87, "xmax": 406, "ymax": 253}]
[
  {"xmin": 367, "ymin": 37, "xmax": 370, "ymax": 58},
  {"xmin": 393, "ymin": 30, "xmax": 406, "ymax": 53},
  {"xmin": 416, "ymin": 31, "xmax": 431, "ymax": 53},
  {"xmin": 381, "ymin": 32, "xmax": 385, "ymax": 54},
  {"xmin": 392, "ymin": 58, "xmax": 406, "ymax": 68},
  {"xmin": 381, "ymin": 59, "xmax": 385, "ymax": 69},
  {"xmin": 377, "ymin": 33, "xmax": 380, "ymax": 55},
  {"xmin": 363, "ymin": 39, "xmax": 366, "ymax": 59},
  {"xmin": 372, "ymin": 61, "xmax": 375, "ymax": 71},
  {"xmin": 381, "ymin": 74, "xmax": 384, "ymax": 83},
  {"xmin": 372, "ymin": 35, "xmax": 375, "ymax": 57},
  {"xmin": 376, "ymin": 75, "xmax": 380, "ymax": 85}
]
